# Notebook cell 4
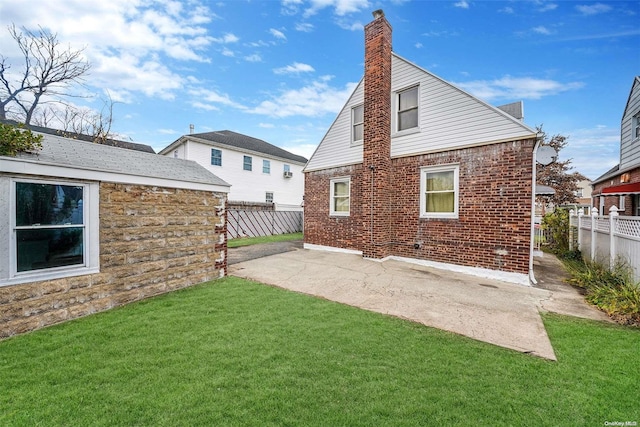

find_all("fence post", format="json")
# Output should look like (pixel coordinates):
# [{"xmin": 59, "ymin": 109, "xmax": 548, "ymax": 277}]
[
  {"xmin": 590, "ymin": 208, "xmax": 598, "ymax": 262},
  {"xmin": 609, "ymin": 205, "xmax": 619, "ymax": 268},
  {"xmin": 569, "ymin": 209, "xmax": 575, "ymax": 251},
  {"xmin": 577, "ymin": 208, "xmax": 584, "ymax": 251}
]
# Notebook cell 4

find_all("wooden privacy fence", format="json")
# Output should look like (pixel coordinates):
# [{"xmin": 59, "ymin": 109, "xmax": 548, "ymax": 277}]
[
  {"xmin": 570, "ymin": 206, "xmax": 640, "ymax": 282},
  {"xmin": 227, "ymin": 208, "xmax": 303, "ymax": 239}
]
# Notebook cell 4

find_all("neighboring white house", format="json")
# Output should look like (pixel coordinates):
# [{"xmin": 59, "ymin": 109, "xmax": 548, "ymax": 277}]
[{"xmin": 159, "ymin": 130, "xmax": 307, "ymax": 210}]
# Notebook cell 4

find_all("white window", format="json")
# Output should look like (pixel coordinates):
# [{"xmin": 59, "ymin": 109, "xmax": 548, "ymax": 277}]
[
  {"xmin": 330, "ymin": 177, "xmax": 350, "ymax": 216},
  {"xmin": 243, "ymin": 155, "xmax": 252, "ymax": 171},
  {"xmin": 352, "ymin": 104, "xmax": 364, "ymax": 144},
  {"xmin": 3, "ymin": 178, "xmax": 99, "ymax": 286},
  {"xmin": 283, "ymin": 164, "xmax": 290, "ymax": 173},
  {"xmin": 266, "ymin": 192, "xmax": 274, "ymax": 203},
  {"xmin": 397, "ymin": 86, "xmax": 419, "ymax": 132},
  {"xmin": 634, "ymin": 113, "xmax": 640, "ymax": 140},
  {"xmin": 619, "ymin": 195, "xmax": 626, "ymax": 211},
  {"xmin": 420, "ymin": 165, "xmax": 459, "ymax": 219},
  {"xmin": 211, "ymin": 148, "xmax": 222, "ymax": 166},
  {"xmin": 263, "ymin": 159, "xmax": 271, "ymax": 174}
]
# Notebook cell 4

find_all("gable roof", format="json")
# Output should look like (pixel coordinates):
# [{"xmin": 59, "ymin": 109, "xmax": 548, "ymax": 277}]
[
  {"xmin": 305, "ymin": 53, "xmax": 537, "ymax": 172},
  {"xmin": 0, "ymin": 119, "xmax": 156, "ymax": 153},
  {"xmin": 160, "ymin": 130, "xmax": 308, "ymax": 164},
  {"xmin": 1, "ymin": 132, "xmax": 229, "ymax": 192},
  {"xmin": 622, "ymin": 76, "xmax": 640, "ymax": 120}
]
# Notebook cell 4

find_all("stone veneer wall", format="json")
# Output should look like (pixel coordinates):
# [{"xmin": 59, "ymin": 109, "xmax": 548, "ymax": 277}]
[{"xmin": 0, "ymin": 182, "xmax": 227, "ymax": 338}]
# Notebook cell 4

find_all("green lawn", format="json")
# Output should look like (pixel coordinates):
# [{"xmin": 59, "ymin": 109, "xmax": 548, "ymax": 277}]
[
  {"xmin": 228, "ymin": 232, "xmax": 303, "ymax": 248},
  {"xmin": 1, "ymin": 277, "xmax": 638, "ymax": 426}
]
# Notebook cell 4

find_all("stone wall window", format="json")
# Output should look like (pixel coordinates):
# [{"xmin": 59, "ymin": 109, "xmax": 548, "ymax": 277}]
[{"xmin": 2, "ymin": 178, "xmax": 100, "ymax": 286}]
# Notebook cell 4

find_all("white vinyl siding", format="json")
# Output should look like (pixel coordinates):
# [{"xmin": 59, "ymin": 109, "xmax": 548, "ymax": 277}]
[
  {"xmin": 305, "ymin": 55, "xmax": 536, "ymax": 172},
  {"xmin": 620, "ymin": 78, "xmax": 640, "ymax": 171}
]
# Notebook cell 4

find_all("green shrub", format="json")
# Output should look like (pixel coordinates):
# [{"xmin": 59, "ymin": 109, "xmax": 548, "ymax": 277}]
[
  {"xmin": 0, "ymin": 122, "xmax": 43, "ymax": 156},
  {"xmin": 541, "ymin": 208, "xmax": 571, "ymax": 253}
]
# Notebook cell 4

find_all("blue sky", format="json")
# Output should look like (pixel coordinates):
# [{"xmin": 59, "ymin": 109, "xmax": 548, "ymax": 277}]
[{"xmin": 0, "ymin": 0, "xmax": 638, "ymax": 180}]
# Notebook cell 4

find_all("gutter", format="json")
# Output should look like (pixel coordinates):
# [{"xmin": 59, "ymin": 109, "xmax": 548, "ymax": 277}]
[{"xmin": 528, "ymin": 133, "xmax": 545, "ymax": 285}]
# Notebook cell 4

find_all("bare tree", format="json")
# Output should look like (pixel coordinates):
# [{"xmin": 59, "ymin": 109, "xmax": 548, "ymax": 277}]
[{"xmin": 0, "ymin": 24, "xmax": 90, "ymax": 124}]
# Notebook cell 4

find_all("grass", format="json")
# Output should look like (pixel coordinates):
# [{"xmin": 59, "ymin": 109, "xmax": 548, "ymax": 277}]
[
  {"xmin": 1, "ymin": 277, "xmax": 638, "ymax": 426},
  {"xmin": 228, "ymin": 232, "xmax": 303, "ymax": 248}
]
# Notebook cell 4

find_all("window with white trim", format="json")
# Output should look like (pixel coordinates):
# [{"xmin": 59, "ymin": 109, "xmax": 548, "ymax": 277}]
[
  {"xmin": 3, "ymin": 178, "xmax": 99, "ymax": 285},
  {"xmin": 634, "ymin": 112, "xmax": 640, "ymax": 140},
  {"xmin": 211, "ymin": 148, "xmax": 222, "ymax": 166},
  {"xmin": 352, "ymin": 104, "xmax": 363, "ymax": 144},
  {"xmin": 397, "ymin": 86, "xmax": 419, "ymax": 132},
  {"xmin": 263, "ymin": 159, "xmax": 271, "ymax": 174},
  {"xmin": 330, "ymin": 177, "xmax": 350, "ymax": 216},
  {"xmin": 619, "ymin": 195, "xmax": 626, "ymax": 211},
  {"xmin": 243, "ymin": 155, "xmax": 252, "ymax": 171},
  {"xmin": 420, "ymin": 165, "xmax": 459, "ymax": 218},
  {"xmin": 266, "ymin": 192, "xmax": 274, "ymax": 203}
]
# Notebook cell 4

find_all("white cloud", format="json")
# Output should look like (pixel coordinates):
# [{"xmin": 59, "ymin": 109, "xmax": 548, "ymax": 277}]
[
  {"xmin": 560, "ymin": 125, "xmax": 620, "ymax": 180},
  {"xmin": 259, "ymin": 123, "xmax": 275, "ymax": 128},
  {"xmin": 499, "ymin": 7, "xmax": 514, "ymax": 14},
  {"xmin": 249, "ymin": 79, "xmax": 358, "ymax": 118},
  {"xmin": 244, "ymin": 54, "xmax": 263, "ymax": 62},
  {"xmin": 292, "ymin": 0, "xmax": 370, "ymax": 18},
  {"xmin": 270, "ymin": 28, "xmax": 287, "ymax": 40},
  {"xmin": 212, "ymin": 33, "xmax": 239, "ymax": 43},
  {"xmin": 454, "ymin": 76, "xmax": 585, "ymax": 101},
  {"xmin": 576, "ymin": 3, "xmax": 612, "ymax": 15},
  {"xmin": 188, "ymin": 88, "xmax": 247, "ymax": 110},
  {"xmin": 537, "ymin": 3, "xmax": 558, "ymax": 12},
  {"xmin": 295, "ymin": 22, "xmax": 315, "ymax": 32},
  {"xmin": 274, "ymin": 62, "xmax": 315, "ymax": 74},
  {"xmin": 533, "ymin": 26, "xmax": 553, "ymax": 35},
  {"xmin": 454, "ymin": 1, "xmax": 470, "ymax": 9}
]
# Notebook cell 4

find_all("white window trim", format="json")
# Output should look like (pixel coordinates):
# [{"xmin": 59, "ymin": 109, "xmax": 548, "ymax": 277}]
[
  {"xmin": 619, "ymin": 195, "xmax": 626, "ymax": 211},
  {"xmin": 392, "ymin": 84, "xmax": 421, "ymax": 137},
  {"xmin": 634, "ymin": 112, "xmax": 640, "ymax": 141},
  {"xmin": 266, "ymin": 192, "xmax": 274, "ymax": 203},
  {"xmin": 420, "ymin": 164, "xmax": 460, "ymax": 219},
  {"xmin": 210, "ymin": 148, "xmax": 222, "ymax": 166},
  {"xmin": 263, "ymin": 159, "xmax": 271, "ymax": 174},
  {"xmin": 351, "ymin": 104, "xmax": 364, "ymax": 145},
  {"xmin": 329, "ymin": 176, "xmax": 351, "ymax": 217},
  {"xmin": 243, "ymin": 155, "xmax": 252, "ymax": 171},
  {"xmin": 2, "ymin": 177, "xmax": 100, "ymax": 287}
]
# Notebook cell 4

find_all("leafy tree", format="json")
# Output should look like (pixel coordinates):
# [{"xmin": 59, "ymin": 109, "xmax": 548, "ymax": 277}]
[
  {"xmin": 0, "ymin": 25, "xmax": 91, "ymax": 125},
  {"xmin": 0, "ymin": 122, "xmax": 43, "ymax": 156},
  {"xmin": 536, "ymin": 127, "xmax": 588, "ymax": 206}
]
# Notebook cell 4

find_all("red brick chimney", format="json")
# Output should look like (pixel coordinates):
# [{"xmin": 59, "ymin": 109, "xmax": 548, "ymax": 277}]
[{"xmin": 362, "ymin": 9, "xmax": 392, "ymax": 259}]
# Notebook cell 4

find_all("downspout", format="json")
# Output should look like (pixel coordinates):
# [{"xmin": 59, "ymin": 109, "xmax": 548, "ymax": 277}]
[{"xmin": 528, "ymin": 134, "xmax": 544, "ymax": 285}]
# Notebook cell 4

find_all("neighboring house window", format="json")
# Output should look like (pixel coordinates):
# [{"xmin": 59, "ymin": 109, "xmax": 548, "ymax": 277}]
[
  {"xmin": 6, "ymin": 178, "xmax": 99, "ymax": 285},
  {"xmin": 330, "ymin": 177, "xmax": 350, "ymax": 216},
  {"xmin": 575, "ymin": 189, "xmax": 583, "ymax": 198},
  {"xmin": 266, "ymin": 192, "xmax": 274, "ymax": 203},
  {"xmin": 634, "ymin": 195, "xmax": 640, "ymax": 216},
  {"xmin": 420, "ymin": 165, "xmax": 459, "ymax": 219},
  {"xmin": 634, "ymin": 112, "xmax": 640, "ymax": 140},
  {"xmin": 397, "ymin": 86, "xmax": 419, "ymax": 132},
  {"xmin": 263, "ymin": 159, "xmax": 271, "ymax": 174},
  {"xmin": 352, "ymin": 104, "xmax": 364, "ymax": 143},
  {"xmin": 243, "ymin": 155, "xmax": 252, "ymax": 171},
  {"xmin": 173, "ymin": 150, "xmax": 178, "ymax": 158},
  {"xmin": 211, "ymin": 149, "xmax": 222, "ymax": 166},
  {"xmin": 619, "ymin": 196, "xmax": 626, "ymax": 211},
  {"xmin": 284, "ymin": 164, "xmax": 290, "ymax": 173}
]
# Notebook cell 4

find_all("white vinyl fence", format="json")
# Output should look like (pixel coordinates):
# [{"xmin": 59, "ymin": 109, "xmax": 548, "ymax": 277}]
[{"xmin": 570, "ymin": 206, "xmax": 640, "ymax": 282}]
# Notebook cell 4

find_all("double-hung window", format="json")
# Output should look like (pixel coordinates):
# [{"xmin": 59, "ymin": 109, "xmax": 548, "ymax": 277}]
[
  {"xmin": 211, "ymin": 148, "xmax": 222, "ymax": 166},
  {"xmin": 352, "ymin": 104, "xmax": 364, "ymax": 144},
  {"xmin": 266, "ymin": 192, "xmax": 274, "ymax": 203},
  {"xmin": 420, "ymin": 165, "xmax": 459, "ymax": 219},
  {"xmin": 243, "ymin": 155, "xmax": 252, "ymax": 171},
  {"xmin": 397, "ymin": 86, "xmax": 419, "ymax": 132},
  {"xmin": 634, "ymin": 112, "xmax": 640, "ymax": 140},
  {"xmin": 263, "ymin": 159, "xmax": 271, "ymax": 174},
  {"xmin": 330, "ymin": 177, "xmax": 350, "ymax": 216},
  {"xmin": 4, "ymin": 178, "xmax": 99, "ymax": 285}
]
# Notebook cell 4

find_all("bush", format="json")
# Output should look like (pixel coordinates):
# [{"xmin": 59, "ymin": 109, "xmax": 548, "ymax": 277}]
[
  {"xmin": 0, "ymin": 122, "xmax": 43, "ymax": 156},
  {"xmin": 541, "ymin": 208, "xmax": 571, "ymax": 253}
]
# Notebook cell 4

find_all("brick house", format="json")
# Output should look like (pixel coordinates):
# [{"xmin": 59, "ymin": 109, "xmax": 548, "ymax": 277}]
[
  {"xmin": 303, "ymin": 10, "xmax": 541, "ymax": 285},
  {"xmin": 0, "ymin": 131, "xmax": 229, "ymax": 338},
  {"xmin": 591, "ymin": 76, "xmax": 640, "ymax": 216}
]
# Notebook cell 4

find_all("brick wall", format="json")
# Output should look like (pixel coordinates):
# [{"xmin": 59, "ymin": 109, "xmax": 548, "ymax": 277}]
[
  {"xmin": 304, "ymin": 138, "xmax": 536, "ymax": 274},
  {"xmin": 0, "ymin": 183, "xmax": 227, "ymax": 339}
]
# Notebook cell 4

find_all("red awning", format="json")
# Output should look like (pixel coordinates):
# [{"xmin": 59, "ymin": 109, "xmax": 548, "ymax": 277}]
[{"xmin": 601, "ymin": 182, "xmax": 640, "ymax": 195}]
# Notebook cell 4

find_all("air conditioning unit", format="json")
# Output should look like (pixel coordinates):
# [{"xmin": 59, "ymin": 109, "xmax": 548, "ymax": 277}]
[{"xmin": 283, "ymin": 171, "xmax": 293, "ymax": 178}]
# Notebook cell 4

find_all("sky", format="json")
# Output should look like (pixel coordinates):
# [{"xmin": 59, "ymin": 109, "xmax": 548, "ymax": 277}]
[{"xmin": 0, "ymin": 0, "xmax": 638, "ymax": 181}]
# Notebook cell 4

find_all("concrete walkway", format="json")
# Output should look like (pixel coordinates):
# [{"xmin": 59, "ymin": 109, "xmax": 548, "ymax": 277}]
[{"xmin": 229, "ymin": 246, "xmax": 609, "ymax": 361}]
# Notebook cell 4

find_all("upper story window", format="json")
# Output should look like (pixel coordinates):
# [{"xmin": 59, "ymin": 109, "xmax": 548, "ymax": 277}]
[
  {"xmin": 173, "ymin": 150, "xmax": 178, "ymax": 158},
  {"xmin": 420, "ymin": 164, "xmax": 459, "ymax": 219},
  {"xmin": 284, "ymin": 164, "xmax": 290, "ymax": 173},
  {"xmin": 3, "ymin": 178, "xmax": 100, "ymax": 286},
  {"xmin": 397, "ymin": 86, "xmax": 419, "ymax": 132},
  {"xmin": 263, "ymin": 159, "xmax": 271, "ymax": 174},
  {"xmin": 575, "ymin": 189, "xmax": 583, "ymax": 198},
  {"xmin": 330, "ymin": 177, "xmax": 350, "ymax": 216},
  {"xmin": 633, "ymin": 112, "xmax": 640, "ymax": 140},
  {"xmin": 211, "ymin": 148, "xmax": 222, "ymax": 166},
  {"xmin": 243, "ymin": 155, "xmax": 252, "ymax": 171},
  {"xmin": 352, "ymin": 104, "xmax": 364, "ymax": 144}
]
